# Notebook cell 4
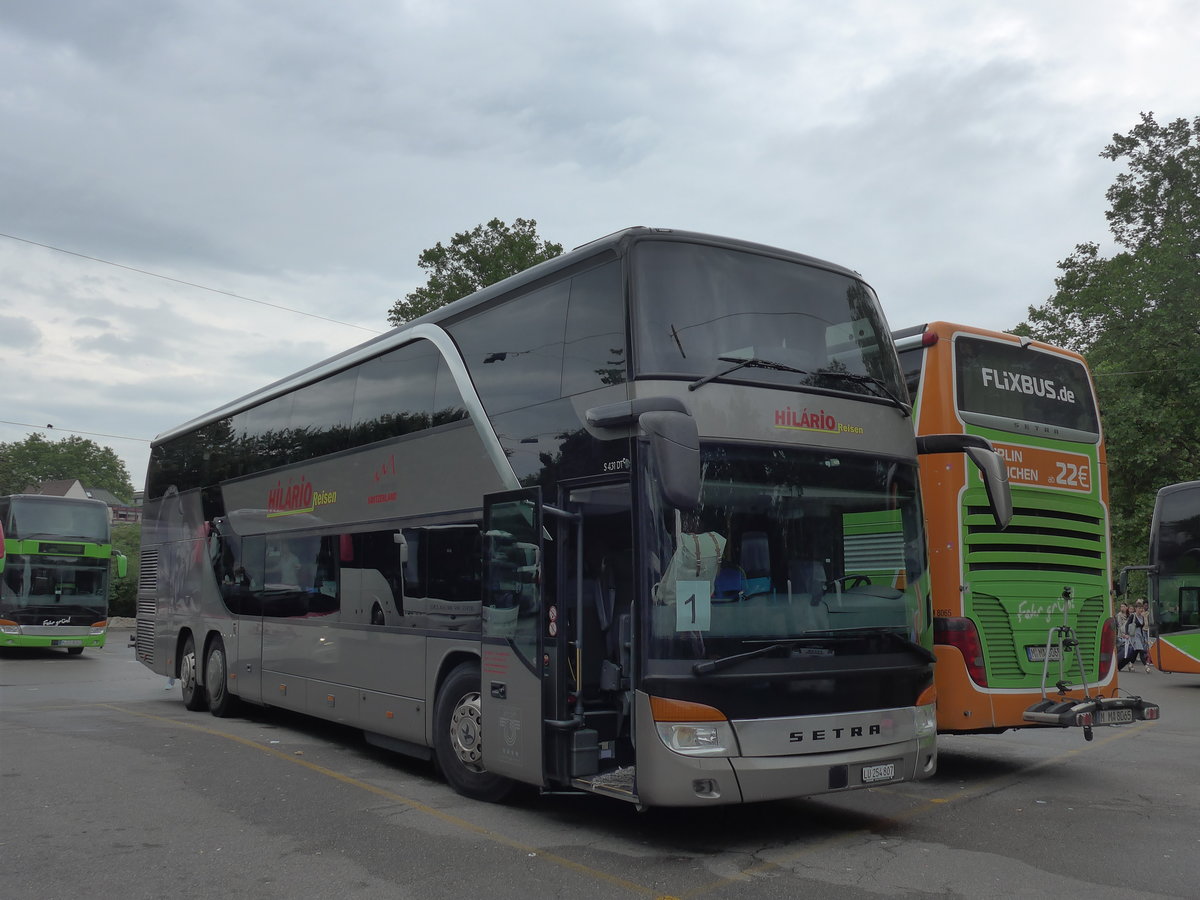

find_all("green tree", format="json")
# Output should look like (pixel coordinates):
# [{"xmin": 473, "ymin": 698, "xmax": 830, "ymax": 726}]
[
  {"xmin": 387, "ymin": 218, "xmax": 563, "ymax": 325},
  {"xmin": 1016, "ymin": 112, "xmax": 1200, "ymax": 574},
  {"xmin": 0, "ymin": 433, "xmax": 136, "ymax": 501},
  {"xmin": 109, "ymin": 523, "xmax": 140, "ymax": 618}
]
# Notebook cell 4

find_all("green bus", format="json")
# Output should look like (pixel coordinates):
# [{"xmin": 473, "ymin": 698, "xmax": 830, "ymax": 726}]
[
  {"xmin": 894, "ymin": 322, "xmax": 1157, "ymax": 735},
  {"xmin": 1123, "ymin": 481, "xmax": 1200, "ymax": 675},
  {"xmin": 0, "ymin": 494, "xmax": 128, "ymax": 654}
]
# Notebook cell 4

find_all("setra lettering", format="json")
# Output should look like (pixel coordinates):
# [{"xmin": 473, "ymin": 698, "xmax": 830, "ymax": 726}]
[{"xmin": 789, "ymin": 723, "xmax": 881, "ymax": 743}]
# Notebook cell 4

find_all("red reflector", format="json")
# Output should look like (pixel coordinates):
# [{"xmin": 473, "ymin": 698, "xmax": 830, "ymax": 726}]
[
  {"xmin": 921, "ymin": 330, "xmax": 939, "ymax": 347},
  {"xmin": 1075, "ymin": 712, "xmax": 1093, "ymax": 727},
  {"xmin": 1144, "ymin": 707, "xmax": 1159, "ymax": 720},
  {"xmin": 1099, "ymin": 617, "xmax": 1117, "ymax": 677},
  {"xmin": 934, "ymin": 617, "xmax": 987, "ymax": 687}
]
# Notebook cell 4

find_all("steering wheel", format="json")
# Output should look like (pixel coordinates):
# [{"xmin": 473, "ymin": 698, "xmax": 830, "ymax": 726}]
[{"xmin": 825, "ymin": 574, "xmax": 872, "ymax": 591}]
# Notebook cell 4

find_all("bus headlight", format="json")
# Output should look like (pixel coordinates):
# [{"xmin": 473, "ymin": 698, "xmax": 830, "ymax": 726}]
[
  {"xmin": 650, "ymin": 695, "xmax": 738, "ymax": 757},
  {"xmin": 0, "ymin": 619, "xmax": 21, "ymax": 635},
  {"xmin": 656, "ymin": 722, "xmax": 737, "ymax": 755}
]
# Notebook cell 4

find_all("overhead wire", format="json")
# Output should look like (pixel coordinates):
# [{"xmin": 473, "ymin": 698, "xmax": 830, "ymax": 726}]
[
  {"xmin": 0, "ymin": 231, "xmax": 385, "ymax": 335},
  {"xmin": 0, "ymin": 419, "xmax": 151, "ymax": 444},
  {"xmin": 0, "ymin": 231, "xmax": 388, "ymax": 447}
]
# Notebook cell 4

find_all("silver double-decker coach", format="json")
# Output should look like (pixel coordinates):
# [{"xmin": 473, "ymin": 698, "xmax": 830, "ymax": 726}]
[{"xmin": 137, "ymin": 227, "xmax": 1009, "ymax": 807}]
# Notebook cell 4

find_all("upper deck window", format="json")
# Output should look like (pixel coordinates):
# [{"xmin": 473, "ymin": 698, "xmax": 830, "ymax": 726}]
[
  {"xmin": 631, "ymin": 241, "xmax": 903, "ymax": 400},
  {"xmin": 954, "ymin": 336, "xmax": 1099, "ymax": 441}
]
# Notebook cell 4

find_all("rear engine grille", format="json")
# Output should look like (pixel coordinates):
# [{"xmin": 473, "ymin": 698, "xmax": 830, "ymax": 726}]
[
  {"xmin": 135, "ymin": 548, "xmax": 158, "ymax": 665},
  {"xmin": 965, "ymin": 500, "xmax": 1105, "ymax": 578}
]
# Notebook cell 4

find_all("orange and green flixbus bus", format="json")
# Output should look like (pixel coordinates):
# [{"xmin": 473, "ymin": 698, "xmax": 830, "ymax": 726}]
[
  {"xmin": 1, "ymin": 493, "xmax": 128, "ymax": 653},
  {"xmin": 893, "ymin": 322, "xmax": 1158, "ymax": 736},
  {"xmin": 136, "ymin": 228, "xmax": 1011, "ymax": 808},
  {"xmin": 1122, "ymin": 481, "xmax": 1200, "ymax": 675}
]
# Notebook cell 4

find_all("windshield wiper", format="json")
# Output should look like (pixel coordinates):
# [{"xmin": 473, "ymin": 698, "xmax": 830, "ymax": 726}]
[
  {"xmin": 688, "ymin": 355, "xmax": 811, "ymax": 392},
  {"xmin": 814, "ymin": 371, "xmax": 910, "ymax": 416},
  {"xmin": 693, "ymin": 639, "xmax": 816, "ymax": 675},
  {"xmin": 820, "ymin": 626, "xmax": 935, "ymax": 663},
  {"xmin": 693, "ymin": 629, "xmax": 934, "ymax": 675}
]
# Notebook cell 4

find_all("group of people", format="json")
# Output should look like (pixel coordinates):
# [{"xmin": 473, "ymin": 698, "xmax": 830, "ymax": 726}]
[{"xmin": 1117, "ymin": 598, "xmax": 1153, "ymax": 673}]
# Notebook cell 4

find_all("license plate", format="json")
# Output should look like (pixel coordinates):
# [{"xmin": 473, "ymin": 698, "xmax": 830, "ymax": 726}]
[
  {"xmin": 1026, "ymin": 645, "xmax": 1062, "ymax": 662},
  {"xmin": 862, "ymin": 763, "xmax": 896, "ymax": 783},
  {"xmin": 52, "ymin": 639, "xmax": 83, "ymax": 647},
  {"xmin": 1096, "ymin": 708, "xmax": 1134, "ymax": 725}
]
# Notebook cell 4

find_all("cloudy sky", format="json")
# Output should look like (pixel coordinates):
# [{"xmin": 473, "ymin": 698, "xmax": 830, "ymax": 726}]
[{"xmin": 2, "ymin": 0, "xmax": 1196, "ymax": 490}]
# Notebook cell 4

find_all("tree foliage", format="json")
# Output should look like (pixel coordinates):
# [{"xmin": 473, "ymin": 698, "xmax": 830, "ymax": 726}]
[
  {"xmin": 109, "ymin": 523, "xmax": 141, "ymax": 618},
  {"xmin": 387, "ymin": 218, "xmax": 564, "ymax": 326},
  {"xmin": 1016, "ymin": 113, "xmax": 1200, "ymax": 573},
  {"xmin": 0, "ymin": 433, "xmax": 135, "ymax": 501}
]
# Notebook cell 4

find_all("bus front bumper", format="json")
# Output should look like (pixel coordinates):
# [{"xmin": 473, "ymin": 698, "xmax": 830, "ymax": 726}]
[{"xmin": 0, "ymin": 625, "xmax": 108, "ymax": 649}]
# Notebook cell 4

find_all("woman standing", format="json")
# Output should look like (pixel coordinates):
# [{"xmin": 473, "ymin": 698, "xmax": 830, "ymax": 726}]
[
  {"xmin": 1128, "ymin": 599, "xmax": 1152, "ymax": 672},
  {"xmin": 1116, "ymin": 601, "xmax": 1131, "ymax": 671}
]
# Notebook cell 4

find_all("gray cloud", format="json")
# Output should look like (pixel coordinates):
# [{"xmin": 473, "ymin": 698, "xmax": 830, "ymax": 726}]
[
  {"xmin": 2, "ymin": 0, "xmax": 1197, "ymax": 483},
  {"xmin": 0, "ymin": 314, "xmax": 41, "ymax": 349}
]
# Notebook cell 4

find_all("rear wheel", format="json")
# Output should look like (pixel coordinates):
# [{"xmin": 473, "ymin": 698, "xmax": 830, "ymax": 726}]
[
  {"xmin": 181, "ymin": 634, "xmax": 207, "ymax": 711},
  {"xmin": 433, "ymin": 662, "xmax": 514, "ymax": 803},
  {"xmin": 205, "ymin": 635, "xmax": 238, "ymax": 718}
]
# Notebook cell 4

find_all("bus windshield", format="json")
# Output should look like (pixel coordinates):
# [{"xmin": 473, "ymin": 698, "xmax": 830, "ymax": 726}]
[
  {"xmin": 1151, "ymin": 484, "xmax": 1200, "ymax": 631},
  {"xmin": 6, "ymin": 496, "xmax": 111, "ymax": 543},
  {"xmin": 643, "ymin": 443, "xmax": 928, "ymax": 662},
  {"xmin": 631, "ymin": 241, "xmax": 904, "ymax": 401},
  {"xmin": 954, "ymin": 335, "xmax": 1100, "ymax": 440}
]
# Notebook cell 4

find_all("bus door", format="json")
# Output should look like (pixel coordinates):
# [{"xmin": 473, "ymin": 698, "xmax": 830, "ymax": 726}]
[{"xmin": 480, "ymin": 489, "xmax": 548, "ymax": 786}]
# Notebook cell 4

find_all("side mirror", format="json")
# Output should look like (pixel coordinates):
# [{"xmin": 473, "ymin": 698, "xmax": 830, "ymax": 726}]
[
  {"xmin": 115, "ymin": 552, "xmax": 128, "ymax": 579},
  {"xmin": 965, "ymin": 445, "xmax": 1013, "ymax": 529},
  {"xmin": 1117, "ymin": 567, "xmax": 1129, "ymax": 597},
  {"xmin": 917, "ymin": 434, "xmax": 1012, "ymax": 529},
  {"xmin": 640, "ymin": 409, "xmax": 701, "ymax": 511}
]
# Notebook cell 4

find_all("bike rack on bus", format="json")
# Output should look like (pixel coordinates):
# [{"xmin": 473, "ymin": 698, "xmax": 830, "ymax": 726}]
[{"xmin": 1022, "ymin": 586, "xmax": 1160, "ymax": 740}]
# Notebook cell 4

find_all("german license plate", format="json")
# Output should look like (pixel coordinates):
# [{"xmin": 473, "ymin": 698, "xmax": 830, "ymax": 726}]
[
  {"xmin": 1026, "ymin": 645, "xmax": 1062, "ymax": 662},
  {"xmin": 52, "ymin": 639, "xmax": 83, "ymax": 647},
  {"xmin": 1096, "ymin": 708, "xmax": 1134, "ymax": 725},
  {"xmin": 862, "ymin": 763, "xmax": 896, "ymax": 783}
]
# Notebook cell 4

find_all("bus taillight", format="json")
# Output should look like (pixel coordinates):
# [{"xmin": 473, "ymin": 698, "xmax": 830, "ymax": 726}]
[
  {"xmin": 934, "ymin": 617, "xmax": 988, "ymax": 687},
  {"xmin": 1099, "ymin": 616, "xmax": 1117, "ymax": 677}
]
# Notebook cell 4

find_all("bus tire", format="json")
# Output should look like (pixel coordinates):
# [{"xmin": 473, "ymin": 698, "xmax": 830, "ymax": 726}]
[
  {"xmin": 181, "ymin": 634, "xmax": 208, "ymax": 711},
  {"xmin": 433, "ymin": 662, "xmax": 515, "ymax": 803},
  {"xmin": 205, "ymin": 635, "xmax": 238, "ymax": 718}
]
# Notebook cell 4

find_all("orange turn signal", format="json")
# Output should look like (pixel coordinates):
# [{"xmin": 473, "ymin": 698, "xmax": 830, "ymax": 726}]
[{"xmin": 650, "ymin": 695, "xmax": 727, "ymax": 722}]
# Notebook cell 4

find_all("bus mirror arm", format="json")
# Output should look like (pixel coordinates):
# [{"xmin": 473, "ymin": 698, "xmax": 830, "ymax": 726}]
[
  {"xmin": 1116, "ymin": 564, "xmax": 1156, "ymax": 597},
  {"xmin": 916, "ymin": 434, "xmax": 1012, "ymax": 529}
]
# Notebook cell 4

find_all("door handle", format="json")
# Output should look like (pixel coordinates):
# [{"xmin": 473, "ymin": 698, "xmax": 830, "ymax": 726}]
[{"xmin": 490, "ymin": 682, "xmax": 507, "ymax": 699}]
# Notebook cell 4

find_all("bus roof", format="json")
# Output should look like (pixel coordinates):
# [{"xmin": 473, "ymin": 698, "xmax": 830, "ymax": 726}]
[
  {"xmin": 153, "ymin": 227, "xmax": 868, "ymax": 446},
  {"xmin": 891, "ymin": 321, "xmax": 1090, "ymax": 364}
]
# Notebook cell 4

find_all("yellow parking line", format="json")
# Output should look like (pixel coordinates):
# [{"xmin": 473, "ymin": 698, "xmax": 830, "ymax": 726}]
[
  {"xmin": 104, "ymin": 704, "xmax": 1157, "ymax": 899},
  {"xmin": 105, "ymin": 705, "xmax": 659, "ymax": 896}
]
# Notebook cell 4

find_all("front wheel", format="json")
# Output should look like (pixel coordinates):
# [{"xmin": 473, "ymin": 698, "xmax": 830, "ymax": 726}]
[
  {"xmin": 205, "ymin": 635, "xmax": 238, "ymax": 718},
  {"xmin": 432, "ymin": 663, "xmax": 514, "ymax": 803},
  {"xmin": 180, "ymin": 634, "xmax": 207, "ymax": 711}
]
